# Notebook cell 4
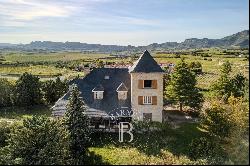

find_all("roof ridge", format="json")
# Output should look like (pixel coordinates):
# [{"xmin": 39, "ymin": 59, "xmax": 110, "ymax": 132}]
[
  {"xmin": 116, "ymin": 82, "xmax": 128, "ymax": 91},
  {"xmin": 129, "ymin": 50, "xmax": 164, "ymax": 73}
]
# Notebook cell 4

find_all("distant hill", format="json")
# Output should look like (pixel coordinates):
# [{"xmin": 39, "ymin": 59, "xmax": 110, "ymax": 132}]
[
  {"xmin": 147, "ymin": 30, "xmax": 249, "ymax": 49},
  {"xmin": 0, "ymin": 30, "xmax": 248, "ymax": 52}
]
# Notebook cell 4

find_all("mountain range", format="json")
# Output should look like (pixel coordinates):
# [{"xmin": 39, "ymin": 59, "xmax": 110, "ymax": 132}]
[{"xmin": 0, "ymin": 30, "xmax": 248, "ymax": 52}]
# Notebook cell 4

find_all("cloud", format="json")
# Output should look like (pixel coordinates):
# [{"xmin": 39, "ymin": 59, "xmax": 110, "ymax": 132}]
[{"xmin": 0, "ymin": 0, "xmax": 78, "ymax": 21}]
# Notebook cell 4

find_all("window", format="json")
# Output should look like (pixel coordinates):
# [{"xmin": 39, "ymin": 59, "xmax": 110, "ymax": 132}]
[
  {"xmin": 143, "ymin": 96, "xmax": 152, "ymax": 105},
  {"xmin": 93, "ymin": 92, "xmax": 103, "ymax": 99},
  {"xmin": 143, "ymin": 80, "xmax": 152, "ymax": 88},
  {"xmin": 94, "ymin": 92, "xmax": 98, "ymax": 99},
  {"xmin": 104, "ymin": 75, "xmax": 110, "ymax": 79}
]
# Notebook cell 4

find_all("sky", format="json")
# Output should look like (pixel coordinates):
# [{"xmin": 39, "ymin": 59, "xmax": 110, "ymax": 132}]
[{"xmin": 0, "ymin": 0, "xmax": 249, "ymax": 46}]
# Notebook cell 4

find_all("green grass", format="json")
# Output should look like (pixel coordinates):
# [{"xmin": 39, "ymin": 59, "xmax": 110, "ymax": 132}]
[
  {"xmin": 0, "ymin": 65, "xmax": 85, "ymax": 81},
  {"xmin": 0, "ymin": 105, "xmax": 51, "ymax": 121},
  {"xmin": 89, "ymin": 123, "xmax": 206, "ymax": 165},
  {"xmin": 3, "ymin": 52, "xmax": 110, "ymax": 63}
]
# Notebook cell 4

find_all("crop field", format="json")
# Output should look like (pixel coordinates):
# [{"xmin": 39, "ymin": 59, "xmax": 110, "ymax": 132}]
[
  {"xmin": 153, "ymin": 54, "xmax": 249, "ymax": 90},
  {"xmin": 2, "ymin": 52, "xmax": 110, "ymax": 63},
  {"xmin": 0, "ymin": 50, "xmax": 248, "ymax": 87}
]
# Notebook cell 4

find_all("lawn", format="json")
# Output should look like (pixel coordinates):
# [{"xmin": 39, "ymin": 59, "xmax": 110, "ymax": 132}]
[{"xmin": 88, "ymin": 122, "xmax": 206, "ymax": 165}]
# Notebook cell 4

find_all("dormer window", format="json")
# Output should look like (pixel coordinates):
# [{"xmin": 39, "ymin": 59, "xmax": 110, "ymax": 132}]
[
  {"xmin": 116, "ymin": 82, "xmax": 128, "ymax": 100},
  {"xmin": 92, "ymin": 84, "xmax": 104, "ymax": 100},
  {"xmin": 93, "ymin": 91, "xmax": 103, "ymax": 99}
]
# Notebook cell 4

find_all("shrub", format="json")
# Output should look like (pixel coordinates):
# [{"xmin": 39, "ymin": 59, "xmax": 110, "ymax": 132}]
[
  {"xmin": 4, "ymin": 116, "xmax": 71, "ymax": 165},
  {"xmin": 0, "ymin": 78, "xmax": 14, "ymax": 107},
  {"xmin": 188, "ymin": 137, "xmax": 224, "ymax": 163},
  {"xmin": 0, "ymin": 121, "xmax": 11, "ymax": 147}
]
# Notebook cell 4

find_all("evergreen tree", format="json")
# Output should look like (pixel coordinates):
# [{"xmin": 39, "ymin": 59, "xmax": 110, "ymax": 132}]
[
  {"xmin": 42, "ymin": 80, "xmax": 57, "ymax": 104},
  {"xmin": 63, "ymin": 85, "xmax": 91, "ymax": 165},
  {"xmin": 165, "ymin": 60, "xmax": 203, "ymax": 111},
  {"xmin": 55, "ymin": 77, "xmax": 68, "ymax": 100},
  {"xmin": 14, "ymin": 73, "xmax": 42, "ymax": 106},
  {"xmin": 2, "ymin": 116, "xmax": 70, "ymax": 165},
  {"xmin": 42, "ymin": 77, "xmax": 68, "ymax": 104}
]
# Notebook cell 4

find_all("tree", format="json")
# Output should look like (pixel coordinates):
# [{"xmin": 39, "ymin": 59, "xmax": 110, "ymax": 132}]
[
  {"xmin": 55, "ymin": 77, "xmax": 68, "ymax": 100},
  {"xmin": 42, "ymin": 77, "xmax": 68, "ymax": 104},
  {"xmin": 0, "ymin": 78, "xmax": 14, "ymax": 107},
  {"xmin": 231, "ymin": 73, "xmax": 247, "ymax": 98},
  {"xmin": 96, "ymin": 60, "xmax": 104, "ymax": 68},
  {"xmin": 14, "ymin": 73, "xmax": 42, "ymax": 106},
  {"xmin": 220, "ymin": 60, "xmax": 232, "ymax": 75},
  {"xmin": 189, "ymin": 61, "xmax": 202, "ymax": 75},
  {"xmin": 165, "ymin": 59, "xmax": 203, "ymax": 111},
  {"xmin": 200, "ymin": 96, "xmax": 249, "ymax": 164},
  {"xmin": 63, "ymin": 85, "xmax": 91, "ymax": 165},
  {"xmin": 2, "ymin": 116, "xmax": 70, "ymax": 165},
  {"xmin": 42, "ymin": 80, "xmax": 57, "ymax": 104},
  {"xmin": 211, "ymin": 61, "xmax": 247, "ymax": 102}
]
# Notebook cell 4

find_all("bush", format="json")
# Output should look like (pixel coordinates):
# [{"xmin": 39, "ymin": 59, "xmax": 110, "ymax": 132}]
[
  {"xmin": 0, "ymin": 121, "xmax": 11, "ymax": 147},
  {"xmin": 188, "ymin": 137, "xmax": 224, "ymax": 163},
  {"xmin": 4, "ymin": 116, "xmax": 71, "ymax": 165},
  {"xmin": 0, "ymin": 79, "xmax": 14, "ymax": 107}
]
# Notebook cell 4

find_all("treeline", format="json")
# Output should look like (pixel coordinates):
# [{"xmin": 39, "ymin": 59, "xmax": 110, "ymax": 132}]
[{"xmin": 0, "ymin": 73, "xmax": 68, "ymax": 108}]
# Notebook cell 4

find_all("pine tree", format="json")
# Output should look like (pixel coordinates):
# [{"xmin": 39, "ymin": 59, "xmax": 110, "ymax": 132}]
[
  {"xmin": 63, "ymin": 85, "xmax": 91, "ymax": 165},
  {"xmin": 165, "ymin": 59, "xmax": 203, "ymax": 112}
]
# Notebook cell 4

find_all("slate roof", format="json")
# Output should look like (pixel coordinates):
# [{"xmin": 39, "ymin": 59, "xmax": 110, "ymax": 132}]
[
  {"xmin": 92, "ymin": 84, "xmax": 104, "ymax": 91},
  {"xmin": 116, "ymin": 82, "xmax": 128, "ymax": 91},
  {"xmin": 129, "ymin": 50, "xmax": 164, "ymax": 73},
  {"xmin": 52, "ymin": 68, "xmax": 132, "ymax": 117}
]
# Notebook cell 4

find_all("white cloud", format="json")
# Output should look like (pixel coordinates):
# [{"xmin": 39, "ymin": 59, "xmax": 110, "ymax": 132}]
[{"xmin": 0, "ymin": 0, "xmax": 78, "ymax": 21}]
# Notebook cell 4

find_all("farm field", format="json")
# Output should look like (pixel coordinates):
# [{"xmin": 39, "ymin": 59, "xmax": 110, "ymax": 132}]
[
  {"xmin": 0, "ymin": 65, "xmax": 84, "ymax": 81},
  {"xmin": 0, "ymin": 50, "xmax": 248, "ymax": 89},
  {"xmin": 2, "ymin": 52, "xmax": 110, "ymax": 63}
]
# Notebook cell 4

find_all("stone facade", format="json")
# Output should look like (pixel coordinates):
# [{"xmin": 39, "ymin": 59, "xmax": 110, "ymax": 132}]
[{"xmin": 130, "ymin": 72, "xmax": 163, "ymax": 122}]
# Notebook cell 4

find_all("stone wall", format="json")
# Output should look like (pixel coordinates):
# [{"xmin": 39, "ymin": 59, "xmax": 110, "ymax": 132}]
[{"xmin": 130, "ymin": 72, "xmax": 163, "ymax": 122}]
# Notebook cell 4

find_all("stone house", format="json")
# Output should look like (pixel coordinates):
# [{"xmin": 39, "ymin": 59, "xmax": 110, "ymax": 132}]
[{"xmin": 52, "ymin": 50, "xmax": 164, "ymax": 124}]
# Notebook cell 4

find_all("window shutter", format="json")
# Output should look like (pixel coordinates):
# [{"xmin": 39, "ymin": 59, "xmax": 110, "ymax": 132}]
[
  {"xmin": 152, "ymin": 96, "xmax": 157, "ymax": 105},
  {"xmin": 152, "ymin": 80, "xmax": 157, "ymax": 89},
  {"xmin": 138, "ymin": 96, "xmax": 143, "ymax": 105},
  {"xmin": 138, "ymin": 80, "xmax": 143, "ymax": 89}
]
